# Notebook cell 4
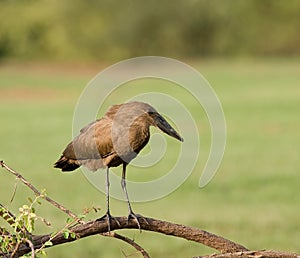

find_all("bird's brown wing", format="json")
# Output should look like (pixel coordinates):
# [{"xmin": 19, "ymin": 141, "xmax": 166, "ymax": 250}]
[
  {"xmin": 55, "ymin": 117, "xmax": 116, "ymax": 171},
  {"xmin": 75, "ymin": 103, "xmax": 121, "ymax": 136},
  {"xmin": 67, "ymin": 103, "xmax": 121, "ymax": 159},
  {"xmin": 79, "ymin": 119, "xmax": 100, "ymax": 134},
  {"xmin": 72, "ymin": 118, "xmax": 115, "ymax": 157}
]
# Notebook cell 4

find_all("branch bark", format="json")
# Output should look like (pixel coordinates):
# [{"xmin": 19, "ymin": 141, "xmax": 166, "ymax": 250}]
[
  {"xmin": 4, "ymin": 216, "xmax": 249, "ymax": 257},
  {"xmin": 195, "ymin": 250, "xmax": 300, "ymax": 258},
  {"xmin": 102, "ymin": 232, "xmax": 150, "ymax": 258}
]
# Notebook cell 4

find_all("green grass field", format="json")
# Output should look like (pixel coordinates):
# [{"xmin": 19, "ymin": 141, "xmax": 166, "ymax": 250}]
[{"xmin": 0, "ymin": 59, "xmax": 299, "ymax": 257}]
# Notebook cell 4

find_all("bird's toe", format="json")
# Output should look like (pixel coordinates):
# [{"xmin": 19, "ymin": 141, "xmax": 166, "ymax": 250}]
[
  {"xmin": 127, "ymin": 212, "xmax": 149, "ymax": 231},
  {"xmin": 128, "ymin": 212, "xmax": 141, "ymax": 230},
  {"xmin": 97, "ymin": 212, "xmax": 120, "ymax": 232}
]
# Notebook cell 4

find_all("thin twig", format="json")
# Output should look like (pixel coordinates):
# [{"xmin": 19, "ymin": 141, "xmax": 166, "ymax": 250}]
[
  {"xmin": 8, "ymin": 238, "xmax": 34, "ymax": 258},
  {"xmin": 102, "ymin": 232, "xmax": 150, "ymax": 258},
  {"xmin": 0, "ymin": 203, "xmax": 30, "ymax": 236},
  {"xmin": 10, "ymin": 241, "xmax": 21, "ymax": 258},
  {"xmin": 0, "ymin": 226, "xmax": 11, "ymax": 236},
  {"xmin": 10, "ymin": 179, "xmax": 18, "ymax": 203},
  {"xmin": 24, "ymin": 239, "xmax": 35, "ymax": 258},
  {"xmin": 0, "ymin": 203, "xmax": 16, "ymax": 227},
  {"xmin": 0, "ymin": 161, "xmax": 84, "ymax": 224},
  {"xmin": 35, "ymin": 215, "xmax": 79, "ymax": 254}
]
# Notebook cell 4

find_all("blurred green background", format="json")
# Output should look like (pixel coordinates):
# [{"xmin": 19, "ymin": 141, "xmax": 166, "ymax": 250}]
[
  {"xmin": 1, "ymin": 0, "xmax": 300, "ymax": 61},
  {"xmin": 0, "ymin": 0, "xmax": 299, "ymax": 257}
]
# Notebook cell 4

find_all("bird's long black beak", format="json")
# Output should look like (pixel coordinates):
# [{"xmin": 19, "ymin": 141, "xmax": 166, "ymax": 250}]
[{"xmin": 152, "ymin": 113, "xmax": 184, "ymax": 142}]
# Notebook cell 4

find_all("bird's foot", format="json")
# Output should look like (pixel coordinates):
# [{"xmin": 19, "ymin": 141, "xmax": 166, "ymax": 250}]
[
  {"xmin": 127, "ymin": 212, "xmax": 149, "ymax": 231},
  {"xmin": 97, "ymin": 212, "xmax": 120, "ymax": 232}
]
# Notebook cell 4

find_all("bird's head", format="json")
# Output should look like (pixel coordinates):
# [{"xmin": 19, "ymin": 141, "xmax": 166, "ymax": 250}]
[
  {"xmin": 118, "ymin": 101, "xmax": 184, "ymax": 142},
  {"xmin": 147, "ymin": 111, "xmax": 184, "ymax": 142}
]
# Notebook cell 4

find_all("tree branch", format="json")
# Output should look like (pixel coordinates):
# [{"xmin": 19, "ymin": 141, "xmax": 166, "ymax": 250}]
[
  {"xmin": 0, "ymin": 203, "xmax": 16, "ymax": 228},
  {"xmin": 195, "ymin": 250, "xmax": 300, "ymax": 258},
  {"xmin": 102, "ymin": 232, "xmax": 150, "ymax": 258},
  {"xmin": 1, "ymin": 161, "xmax": 299, "ymax": 258},
  {"xmin": 0, "ymin": 161, "xmax": 84, "ymax": 224},
  {"xmin": 6, "ymin": 216, "xmax": 249, "ymax": 257},
  {"xmin": 0, "ymin": 203, "xmax": 31, "ymax": 236}
]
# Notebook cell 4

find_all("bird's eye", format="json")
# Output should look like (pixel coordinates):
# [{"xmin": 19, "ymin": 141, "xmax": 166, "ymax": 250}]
[{"xmin": 148, "ymin": 112, "xmax": 159, "ymax": 119}]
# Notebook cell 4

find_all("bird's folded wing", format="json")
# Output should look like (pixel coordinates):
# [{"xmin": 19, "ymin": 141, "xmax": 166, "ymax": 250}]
[{"xmin": 63, "ymin": 118, "xmax": 115, "ymax": 160}]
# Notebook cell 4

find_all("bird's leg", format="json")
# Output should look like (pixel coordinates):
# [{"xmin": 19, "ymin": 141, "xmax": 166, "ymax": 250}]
[
  {"xmin": 121, "ymin": 163, "xmax": 143, "ymax": 230},
  {"xmin": 97, "ymin": 167, "xmax": 120, "ymax": 232},
  {"xmin": 105, "ymin": 166, "xmax": 111, "ymax": 216}
]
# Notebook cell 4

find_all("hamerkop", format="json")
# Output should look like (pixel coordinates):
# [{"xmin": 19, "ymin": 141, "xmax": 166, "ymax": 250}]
[{"xmin": 54, "ymin": 101, "xmax": 183, "ymax": 230}]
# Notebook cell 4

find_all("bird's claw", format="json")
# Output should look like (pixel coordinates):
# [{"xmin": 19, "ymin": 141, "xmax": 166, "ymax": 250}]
[
  {"xmin": 127, "ymin": 212, "xmax": 149, "ymax": 231},
  {"xmin": 97, "ymin": 212, "xmax": 120, "ymax": 232}
]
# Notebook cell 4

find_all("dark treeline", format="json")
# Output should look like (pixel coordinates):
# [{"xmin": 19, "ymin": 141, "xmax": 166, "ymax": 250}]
[{"xmin": 0, "ymin": 0, "xmax": 300, "ymax": 61}]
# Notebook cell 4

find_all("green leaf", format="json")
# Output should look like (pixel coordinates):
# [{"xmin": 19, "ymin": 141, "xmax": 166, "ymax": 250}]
[
  {"xmin": 50, "ymin": 231, "xmax": 57, "ymax": 238},
  {"xmin": 63, "ymin": 230, "xmax": 69, "ymax": 239},
  {"xmin": 78, "ymin": 214, "xmax": 86, "ymax": 219},
  {"xmin": 66, "ymin": 217, "xmax": 72, "ymax": 223},
  {"xmin": 28, "ymin": 197, "xmax": 33, "ymax": 203},
  {"xmin": 70, "ymin": 232, "xmax": 76, "ymax": 239},
  {"xmin": 44, "ymin": 240, "xmax": 53, "ymax": 247},
  {"xmin": 39, "ymin": 249, "xmax": 47, "ymax": 257},
  {"xmin": 7, "ymin": 217, "xmax": 15, "ymax": 222}
]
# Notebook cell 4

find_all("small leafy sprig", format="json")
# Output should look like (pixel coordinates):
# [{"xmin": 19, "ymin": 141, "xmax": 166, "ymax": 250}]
[
  {"xmin": 14, "ymin": 191, "xmax": 50, "ymax": 234},
  {"xmin": 0, "ymin": 190, "xmax": 51, "ymax": 257}
]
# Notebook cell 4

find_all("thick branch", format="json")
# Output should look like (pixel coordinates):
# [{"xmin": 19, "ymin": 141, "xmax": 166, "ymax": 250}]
[
  {"xmin": 195, "ymin": 250, "xmax": 300, "ymax": 258},
  {"xmin": 7, "ymin": 216, "xmax": 249, "ymax": 257}
]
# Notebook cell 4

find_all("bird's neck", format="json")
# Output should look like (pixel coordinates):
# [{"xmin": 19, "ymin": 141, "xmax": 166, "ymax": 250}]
[{"xmin": 129, "ymin": 121, "xmax": 151, "ymax": 154}]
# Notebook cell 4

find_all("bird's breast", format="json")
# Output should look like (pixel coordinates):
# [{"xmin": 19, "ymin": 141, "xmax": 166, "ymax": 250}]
[
  {"xmin": 108, "ymin": 122, "xmax": 150, "ymax": 164},
  {"xmin": 129, "ymin": 125, "xmax": 150, "ymax": 154}
]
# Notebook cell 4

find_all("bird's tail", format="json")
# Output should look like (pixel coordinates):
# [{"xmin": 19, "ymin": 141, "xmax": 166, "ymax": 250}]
[{"xmin": 54, "ymin": 155, "xmax": 80, "ymax": 172}]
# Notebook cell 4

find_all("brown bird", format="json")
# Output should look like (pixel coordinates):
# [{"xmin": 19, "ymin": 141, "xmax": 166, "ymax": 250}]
[{"xmin": 54, "ymin": 101, "xmax": 183, "ymax": 230}]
